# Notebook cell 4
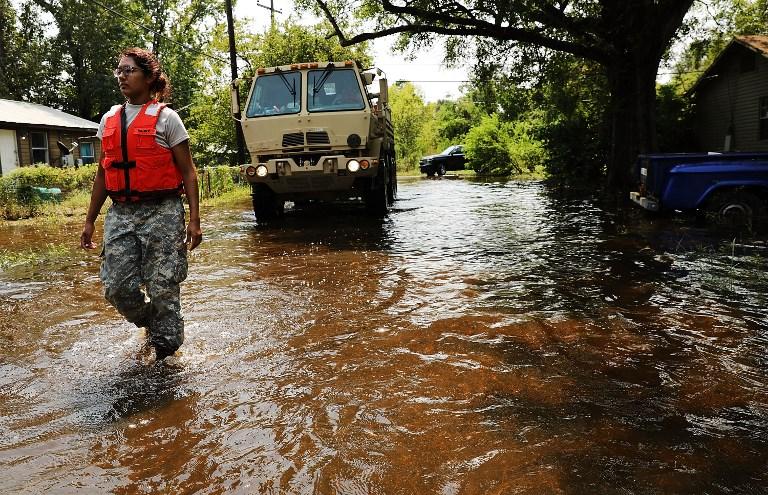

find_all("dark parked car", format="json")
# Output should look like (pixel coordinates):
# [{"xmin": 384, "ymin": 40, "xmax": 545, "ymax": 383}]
[{"xmin": 419, "ymin": 145, "xmax": 466, "ymax": 176}]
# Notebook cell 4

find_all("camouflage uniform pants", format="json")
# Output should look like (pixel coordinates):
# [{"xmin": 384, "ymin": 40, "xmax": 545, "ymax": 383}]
[{"xmin": 100, "ymin": 196, "xmax": 188, "ymax": 353}]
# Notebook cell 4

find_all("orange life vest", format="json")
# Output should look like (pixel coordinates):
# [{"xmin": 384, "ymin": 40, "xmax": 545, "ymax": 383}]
[{"xmin": 101, "ymin": 100, "xmax": 183, "ymax": 202}]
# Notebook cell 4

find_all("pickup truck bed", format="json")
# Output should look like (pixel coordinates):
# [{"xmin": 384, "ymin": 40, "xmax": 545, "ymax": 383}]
[{"xmin": 630, "ymin": 152, "xmax": 768, "ymax": 228}]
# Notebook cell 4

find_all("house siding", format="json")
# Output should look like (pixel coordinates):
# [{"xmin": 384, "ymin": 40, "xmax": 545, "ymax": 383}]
[
  {"xmin": 694, "ymin": 47, "xmax": 768, "ymax": 152},
  {"xmin": 6, "ymin": 125, "xmax": 101, "ymax": 168}
]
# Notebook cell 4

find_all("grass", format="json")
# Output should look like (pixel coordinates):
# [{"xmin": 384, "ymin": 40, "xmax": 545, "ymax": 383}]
[
  {"xmin": 0, "ymin": 243, "xmax": 73, "ymax": 270},
  {"xmin": 200, "ymin": 185, "xmax": 251, "ymax": 207}
]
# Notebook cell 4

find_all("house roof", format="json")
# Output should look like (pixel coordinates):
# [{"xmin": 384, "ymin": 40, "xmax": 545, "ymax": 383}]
[
  {"xmin": 688, "ymin": 35, "xmax": 768, "ymax": 94},
  {"xmin": 0, "ymin": 99, "xmax": 99, "ymax": 131}
]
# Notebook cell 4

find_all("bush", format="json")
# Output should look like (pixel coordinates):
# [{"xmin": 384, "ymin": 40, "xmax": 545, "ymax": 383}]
[
  {"xmin": 509, "ymin": 117, "xmax": 549, "ymax": 173},
  {"xmin": 0, "ymin": 165, "xmax": 98, "ymax": 220},
  {"xmin": 1, "ymin": 164, "xmax": 97, "ymax": 192},
  {"xmin": 465, "ymin": 114, "xmax": 516, "ymax": 176},
  {"xmin": 197, "ymin": 166, "xmax": 246, "ymax": 199}
]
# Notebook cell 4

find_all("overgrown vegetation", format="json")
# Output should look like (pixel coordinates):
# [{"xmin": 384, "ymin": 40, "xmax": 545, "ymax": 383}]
[{"xmin": 0, "ymin": 164, "xmax": 246, "ymax": 221}]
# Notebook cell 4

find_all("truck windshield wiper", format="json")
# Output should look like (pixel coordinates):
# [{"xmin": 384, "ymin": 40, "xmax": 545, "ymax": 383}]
[
  {"xmin": 274, "ymin": 68, "xmax": 297, "ymax": 107},
  {"xmin": 311, "ymin": 63, "xmax": 335, "ymax": 95}
]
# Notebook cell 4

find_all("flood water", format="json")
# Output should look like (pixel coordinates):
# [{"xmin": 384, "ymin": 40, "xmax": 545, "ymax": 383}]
[{"xmin": 1, "ymin": 178, "xmax": 767, "ymax": 494}]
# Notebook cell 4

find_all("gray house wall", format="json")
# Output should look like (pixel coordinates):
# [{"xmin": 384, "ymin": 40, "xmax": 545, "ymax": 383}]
[{"xmin": 694, "ymin": 46, "xmax": 768, "ymax": 152}]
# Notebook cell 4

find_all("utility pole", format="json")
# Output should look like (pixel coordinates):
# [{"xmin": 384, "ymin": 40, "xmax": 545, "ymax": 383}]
[
  {"xmin": 224, "ymin": 0, "xmax": 246, "ymax": 165},
  {"xmin": 256, "ymin": 1, "xmax": 282, "ymax": 28}
]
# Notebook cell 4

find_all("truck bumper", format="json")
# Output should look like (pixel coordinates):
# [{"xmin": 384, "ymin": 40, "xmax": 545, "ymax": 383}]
[
  {"xmin": 629, "ymin": 191, "xmax": 659, "ymax": 211},
  {"xmin": 242, "ymin": 155, "xmax": 380, "ymax": 196}
]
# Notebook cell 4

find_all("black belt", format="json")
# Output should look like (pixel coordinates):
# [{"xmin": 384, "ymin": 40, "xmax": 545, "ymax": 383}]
[{"xmin": 108, "ymin": 187, "xmax": 183, "ymax": 203}]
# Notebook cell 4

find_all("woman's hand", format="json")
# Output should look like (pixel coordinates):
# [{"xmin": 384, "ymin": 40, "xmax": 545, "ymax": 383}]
[
  {"xmin": 80, "ymin": 221, "xmax": 97, "ymax": 249},
  {"xmin": 186, "ymin": 218, "xmax": 202, "ymax": 251}
]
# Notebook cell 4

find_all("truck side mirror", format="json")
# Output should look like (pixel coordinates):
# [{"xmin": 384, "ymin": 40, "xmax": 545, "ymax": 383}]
[
  {"xmin": 230, "ymin": 82, "xmax": 240, "ymax": 115},
  {"xmin": 362, "ymin": 73, "xmax": 375, "ymax": 85},
  {"xmin": 378, "ymin": 78, "xmax": 388, "ymax": 107}
]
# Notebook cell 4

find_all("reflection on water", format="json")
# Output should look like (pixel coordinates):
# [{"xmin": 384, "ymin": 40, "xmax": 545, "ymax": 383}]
[{"xmin": 1, "ymin": 178, "xmax": 767, "ymax": 493}]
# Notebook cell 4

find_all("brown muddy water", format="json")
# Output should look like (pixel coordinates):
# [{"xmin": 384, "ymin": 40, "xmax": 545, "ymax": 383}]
[{"xmin": 1, "ymin": 178, "xmax": 767, "ymax": 494}]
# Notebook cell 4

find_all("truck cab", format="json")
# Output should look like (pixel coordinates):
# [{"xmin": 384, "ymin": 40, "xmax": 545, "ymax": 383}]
[
  {"xmin": 234, "ymin": 61, "xmax": 396, "ymax": 221},
  {"xmin": 629, "ymin": 152, "xmax": 768, "ymax": 229}
]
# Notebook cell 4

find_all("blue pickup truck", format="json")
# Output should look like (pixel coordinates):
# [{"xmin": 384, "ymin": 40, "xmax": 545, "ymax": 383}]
[{"xmin": 629, "ymin": 152, "xmax": 768, "ymax": 228}]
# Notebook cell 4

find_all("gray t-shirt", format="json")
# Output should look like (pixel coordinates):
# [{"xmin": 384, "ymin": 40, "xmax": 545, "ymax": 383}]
[{"xmin": 97, "ymin": 102, "xmax": 189, "ymax": 149}]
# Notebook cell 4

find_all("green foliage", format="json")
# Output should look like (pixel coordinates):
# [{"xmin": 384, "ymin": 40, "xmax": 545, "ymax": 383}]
[
  {"xmin": 197, "ymin": 166, "xmax": 245, "ymax": 200},
  {"xmin": 508, "ymin": 117, "xmax": 548, "ymax": 174},
  {"xmin": 465, "ymin": 114, "xmax": 514, "ymax": 176},
  {"xmin": 187, "ymin": 85, "xmax": 238, "ymax": 166},
  {"xmin": 388, "ymin": 82, "xmax": 430, "ymax": 170},
  {"xmin": 415, "ymin": 102, "xmax": 441, "ymax": 157},
  {"xmin": 534, "ymin": 56, "xmax": 609, "ymax": 183},
  {"xmin": 0, "ymin": 244, "xmax": 72, "ymax": 270},
  {"xmin": 434, "ymin": 96, "xmax": 483, "ymax": 145},
  {"xmin": 0, "ymin": 164, "xmax": 96, "ymax": 191},
  {"xmin": 464, "ymin": 112, "xmax": 548, "ymax": 177},
  {"xmin": 238, "ymin": 19, "xmax": 372, "ymax": 71},
  {"xmin": 0, "ymin": 165, "xmax": 97, "ymax": 219},
  {"xmin": 656, "ymin": 83, "xmax": 698, "ymax": 152},
  {"xmin": 0, "ymin": 0, "xmax": 60, "ymax": 105}
]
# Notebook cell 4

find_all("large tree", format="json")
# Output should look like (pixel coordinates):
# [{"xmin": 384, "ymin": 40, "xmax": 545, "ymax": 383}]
[
  {"xmin": 0, "ymin": 0, "xmax": 59, "ymax": 105},
  {"xmin": 31, "ymin": 0, "xmax": 143, "ymax": 119},
  {"xmin": 314, "ymin": 0, "xmax": 695, "ymax": 191}
]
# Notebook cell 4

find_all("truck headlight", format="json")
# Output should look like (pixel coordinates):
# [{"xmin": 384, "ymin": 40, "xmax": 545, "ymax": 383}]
[
  {"xmin": 256, "ymin": 165, "xmax": 268, "ymax": 177},
  {"xmin": 245, "ymin": 166, "xmax": 257, "ymax": 177},
  {"xmin": 360, "ymin": 159, "xmax": 370, "ymax": 170},
  {"xmin": 347, "ymin": 160, "xmax": 360, "ymax": 172}
]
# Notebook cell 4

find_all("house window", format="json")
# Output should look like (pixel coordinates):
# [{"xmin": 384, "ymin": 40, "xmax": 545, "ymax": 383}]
[
  {"xmin": 760, "ymin": 97, "xmax": 768, "ymax": 140},
  {"xmin": 80, "ymin": 142, "xmax": 95, "ymax": 164},
  {"xmin": 30, "ymin": 131, "xmax": 49, "ymax": 164}
]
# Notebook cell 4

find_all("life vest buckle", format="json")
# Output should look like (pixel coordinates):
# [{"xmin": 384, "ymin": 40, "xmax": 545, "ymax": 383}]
[{"xmin": 112, "ymin": 160, "xmax": 137, "ymax": 170}]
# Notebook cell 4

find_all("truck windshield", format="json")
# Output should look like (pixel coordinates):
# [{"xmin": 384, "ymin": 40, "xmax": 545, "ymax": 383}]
[
  {"xmin": 307, "ymin": 68, "xmax": 365, "ymax": 112},
  {"xmin": 246, "ymin": 71, "xmax": 301, "ymax": 117}
]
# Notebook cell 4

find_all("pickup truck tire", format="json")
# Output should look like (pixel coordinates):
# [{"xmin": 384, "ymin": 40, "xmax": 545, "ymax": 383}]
[
  {"xmin": 252, "ymin": 184, "xmax": 284, "ymax": 222},
  {"xmin": 705, "ymin": 189, "xmax": 767, "ymax": 230}
]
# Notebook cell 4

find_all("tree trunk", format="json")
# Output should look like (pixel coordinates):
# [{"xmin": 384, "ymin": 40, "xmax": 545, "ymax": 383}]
[{"xmin": 604, "ymin": 50, "xmax": 663, "ymax": 194}]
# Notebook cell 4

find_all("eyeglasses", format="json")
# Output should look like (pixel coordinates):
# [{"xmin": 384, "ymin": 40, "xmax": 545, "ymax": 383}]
[{"xmin": 113, "ymin": 66, "xmax": 141, "ymax": 77}]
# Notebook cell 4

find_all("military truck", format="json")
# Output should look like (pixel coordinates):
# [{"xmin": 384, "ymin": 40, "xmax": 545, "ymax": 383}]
[{"xmin": 231, "ymin": 60, "xmax": 396, "ymax": 221}]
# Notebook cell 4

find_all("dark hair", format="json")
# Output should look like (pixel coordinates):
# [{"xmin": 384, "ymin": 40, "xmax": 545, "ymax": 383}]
[{"xmin": 119, "ymin": 47, "xmax": 172, "ymax": 102}]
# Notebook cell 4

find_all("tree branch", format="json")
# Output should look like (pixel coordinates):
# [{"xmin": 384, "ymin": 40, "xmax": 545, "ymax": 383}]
[{"xmin": 315, "ymin": 0, "xmax": 608, "ymax": 63}]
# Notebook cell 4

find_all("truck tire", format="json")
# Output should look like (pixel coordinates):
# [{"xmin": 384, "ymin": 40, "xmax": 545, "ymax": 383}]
[
  {"xmin": 251, "ymin": 185, "xmax": 283, "ymax": 222},
  {"xmin": 705, "ymin": 189, "xmax": 767, "ymax": 231},
  {"xmin": 387, "ymin": 162, "xmax": 397, "ymax": 204},
  {"xmin": 364, "ymin": 175, "xmax": 389, "ymax": 216}
]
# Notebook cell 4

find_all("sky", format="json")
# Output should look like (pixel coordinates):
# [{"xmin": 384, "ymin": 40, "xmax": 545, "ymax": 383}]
[{"xmin": 233, "ymin": 0, "xmax": 471, "ymax": 102}]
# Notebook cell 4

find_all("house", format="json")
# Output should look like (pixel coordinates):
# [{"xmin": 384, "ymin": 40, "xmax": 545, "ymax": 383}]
[
  {"xmin": 0, "ymin": 99, "xmax": 101, "ymax": 176},
  {"xmin": 689, "ymin": 35, "xmax": 768, "ymax": 152}
]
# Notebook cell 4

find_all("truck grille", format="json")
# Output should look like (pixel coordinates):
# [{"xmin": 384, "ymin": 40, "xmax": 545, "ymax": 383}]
[
  {"xmin": 282, "ymin": 132, "xmax": 304, "ymax": 148},
  {"xmin": 306, "ymin": 131, "xmax": 330, "ymax": 145}
]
